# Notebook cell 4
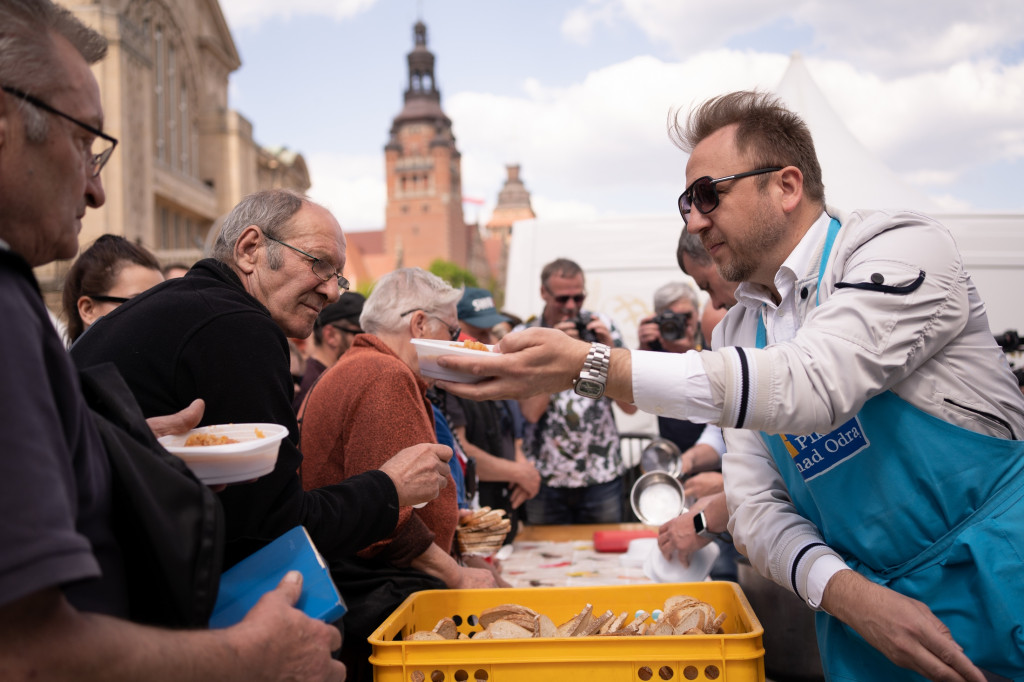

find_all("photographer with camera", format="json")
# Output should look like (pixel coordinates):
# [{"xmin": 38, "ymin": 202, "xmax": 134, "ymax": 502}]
[{"xmin": 517, "ymin": 258, "xmax": 637, "ymax": 524}]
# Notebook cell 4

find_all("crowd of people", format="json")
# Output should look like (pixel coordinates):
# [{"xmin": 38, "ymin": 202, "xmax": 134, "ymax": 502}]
[{"xmin": 3, "ymin": 2, "xmax": 1023, "ymax": 682}]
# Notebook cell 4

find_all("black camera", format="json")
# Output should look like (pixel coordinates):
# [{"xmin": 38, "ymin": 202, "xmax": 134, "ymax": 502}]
[
  {"xmin": 570, "ymin": 311, "xmax": 598, "ymax": 343},
  {"xmin": 653, "ymin": 311, "xmax": 692, "ymax": 342},
  {"xmin": 995, "ymin": 329, "xmax": 1022, "ymax": 352}
]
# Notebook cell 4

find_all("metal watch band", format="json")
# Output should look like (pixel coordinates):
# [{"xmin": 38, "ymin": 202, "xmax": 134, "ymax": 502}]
[{"xmin": 578, "ymin": 342, "xmax": 611, "ymax": 384}]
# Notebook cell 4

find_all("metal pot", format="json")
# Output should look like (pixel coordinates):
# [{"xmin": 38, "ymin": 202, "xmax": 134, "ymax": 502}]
[
  {"xmin": 639, "ymin": 437, "xmax": 682, "ymax": 477},
  {"xmin": 629, "ymin": 471, "xmax": 686, "ymax": 526}
]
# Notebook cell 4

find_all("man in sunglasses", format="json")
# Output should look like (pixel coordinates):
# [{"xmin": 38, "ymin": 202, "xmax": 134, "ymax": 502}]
[
  {"xmin": 517, "ymin": 258, "xmax": 637, "ymax": 525},
  {"xmin": 293, "ymin": 291, "xmax": 366, "ymax": 412},
  {"xmin": 439, "ymin": 91, "xmax": 1024, "ymax": 681}
]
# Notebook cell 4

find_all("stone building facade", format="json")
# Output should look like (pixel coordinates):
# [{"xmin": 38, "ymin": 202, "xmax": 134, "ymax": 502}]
[{"xmin": 38, "ymin": 0, "xmax": 309, "ymax": 304}]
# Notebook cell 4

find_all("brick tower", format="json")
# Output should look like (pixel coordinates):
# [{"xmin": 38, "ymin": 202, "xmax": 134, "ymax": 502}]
[{"xmin": 383, "ymin": 21, "xmax": 470, "ymax": 271}]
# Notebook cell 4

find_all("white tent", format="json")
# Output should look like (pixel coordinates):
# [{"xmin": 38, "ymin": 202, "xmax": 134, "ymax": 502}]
[{"xmin": 773, "ymin": 53, "xmax": 943, "ymax": 213}]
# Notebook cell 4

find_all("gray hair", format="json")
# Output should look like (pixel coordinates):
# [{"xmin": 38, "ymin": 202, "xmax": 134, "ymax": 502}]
[
  {"xmin": 0, "ymin": 0, "xmax": 108, "ymax": 142},
  {"xmin": 540, "ymin": 257, "xmax": 584, "ymax": 287},
  {"xmin": 210, "ymin": 189, "xmax": 309, "ymax": 267},
  {"xmin": 361, "ymin": 267, "xmax": 461, "ymax": 335},
  {"xmin": 653, "ymin": 281, "xmax": 700, "ymax": 314},
  {"xmin": 676, "ymin": 229, "xmax": 712, "ymax": 272}
]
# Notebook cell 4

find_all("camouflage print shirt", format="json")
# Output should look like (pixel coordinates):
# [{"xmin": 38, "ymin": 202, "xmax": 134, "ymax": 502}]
[{"xmin": 520, "ymin": 312, "xmax": 624, "ymax": 488}]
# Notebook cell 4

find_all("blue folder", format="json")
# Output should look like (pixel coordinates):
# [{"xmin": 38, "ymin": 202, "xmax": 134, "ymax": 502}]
[{"xmin": 209, "ymin": 525, "xmax": 347, "ymax": 629}]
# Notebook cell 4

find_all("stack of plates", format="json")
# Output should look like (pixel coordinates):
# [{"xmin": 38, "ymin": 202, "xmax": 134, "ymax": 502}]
[{"xmin": 457, "ymin": 507, "xmax": 511, "ymax": 556}]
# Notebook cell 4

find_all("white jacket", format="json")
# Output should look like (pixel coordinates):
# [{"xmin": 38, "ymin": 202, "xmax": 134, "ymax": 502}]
[{"xmin": 706, "ymin": 207, "xmax": 1024, "ymax": 604}]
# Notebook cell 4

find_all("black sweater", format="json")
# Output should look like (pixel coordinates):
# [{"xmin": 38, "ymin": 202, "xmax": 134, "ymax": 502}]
[{"xmin": 72, "ymin": 259, "xmax": 398, "ymax": 566}]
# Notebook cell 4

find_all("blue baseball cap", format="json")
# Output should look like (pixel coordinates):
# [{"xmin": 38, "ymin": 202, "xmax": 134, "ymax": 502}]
[{"xmin": 457, "ymin": 288, "xmax": 510, "ymax": 328}]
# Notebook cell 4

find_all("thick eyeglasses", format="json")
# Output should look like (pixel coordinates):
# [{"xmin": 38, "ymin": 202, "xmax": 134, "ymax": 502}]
[
  {"xmin": 677, "ymin": 167, "xmax": 783, "ymax": 224},
  {"xmin": 265, "ymin": 235, "xmax": 350, "ymax": 291},
  {"xmin": 2, "ymin": 84, "xmax": 118, "ymax": 177},
  {"xmin": 401, "ymin": 308, "xmax": 461, "ymax": 341}
]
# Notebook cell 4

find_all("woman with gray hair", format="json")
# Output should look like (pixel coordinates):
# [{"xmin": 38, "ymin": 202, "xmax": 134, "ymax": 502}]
[{"xmin": 300, "ymin": 267, "xmax": 498, "ymax": 682}]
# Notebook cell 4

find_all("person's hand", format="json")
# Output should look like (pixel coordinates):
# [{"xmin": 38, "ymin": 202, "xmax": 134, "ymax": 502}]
[
  {"xmin": 230, "ymin": 571, "xmax": 346, "ymax": 682},
  {"xmin": 146, "ymin": 398, "xmax": 204, "ymax": 438},
  {"xmin": 513, "ymin": 459, "xmax": 541, "ymax": 499},
  {"xmin": 657, "ymin": 510, "xmax": 708, "ymax": 564},
  {"xmin": 453, "ymin": 565, "xmax": 500, "ymax": 589},
  {"xmin": 509, "ymin": 484, "xmax": 531, "ymax": 510},
  {"xmin": 586, "ymin": 317, "xmax": 614, "ymax": 346},
  {"xmin": 436, "ymin": 327, "xmax": 589, "ymax": 401},
  {"xmin": 637, "ymin": 316, "xmax": 662, "ymax": 351},
  {"xmin": 379, "ymin": 443, "xmax": 452, "ymax": 507},
  {"xmin": 553, "ymin": 318, "xmax": 581, "ymax": 340},
  {"xmin": 462, "ymin": 554, "xmax": 512, "ymax": 588},
  {"xmin": 682, "ymin": 471, "xmax": 724, "ymax": 500},
  {"xmin": 821, "ymin": 569, "xmax": 987, "ymax": 682}
]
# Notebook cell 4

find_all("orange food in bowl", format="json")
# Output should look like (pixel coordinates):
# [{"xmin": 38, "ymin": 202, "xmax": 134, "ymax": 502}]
[
  {"xmin": 456, "ymin": 340, "xmax": 489, "ymax": 352},
  {"xmin": 184, "ymin": 433, "xmax": 239, "ymax": 446}
]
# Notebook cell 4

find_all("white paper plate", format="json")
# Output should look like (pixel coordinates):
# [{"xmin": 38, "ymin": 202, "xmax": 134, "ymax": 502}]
[
  {"xmin": 411, "ymin": 338, "xmax": 495, "ymax": 384},
  {"xmin": 642, "ymin": 539, "xmax": 720, "ymax": 583},
  {"xmin": 158, "ymin": 423, "xmax": 288, "ymax": 485}
]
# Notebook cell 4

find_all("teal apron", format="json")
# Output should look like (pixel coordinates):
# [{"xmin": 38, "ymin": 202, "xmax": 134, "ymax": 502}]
[{"xmin": 756, "ymin": 218, "xmax": 1024, "ymax": 681}]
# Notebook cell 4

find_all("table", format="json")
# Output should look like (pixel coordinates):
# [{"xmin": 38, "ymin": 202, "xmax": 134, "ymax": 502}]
[{"xmin": 499, "ymin": 523, "xmax": 658, "ymax": 588}]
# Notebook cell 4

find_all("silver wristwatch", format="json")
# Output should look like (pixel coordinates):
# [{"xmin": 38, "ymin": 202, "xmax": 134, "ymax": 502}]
[{"xmin": 572, "ymin": 342, "xmax": 611, "ymax": 399}]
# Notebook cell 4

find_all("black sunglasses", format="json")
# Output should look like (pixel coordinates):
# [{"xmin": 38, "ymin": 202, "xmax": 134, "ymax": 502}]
[
  {"xmin": 677, "ymin": 167, "xmax": 782, "ymax": 224},
  {"xmin": 330, "ymin": 323, "xmax": 362, "ymax": 335},
  {"xmin": 546, "ymin": 289, "xmax": 586, "ymax": 306},
  {"xmin": 1, "ymin": 84, "xmax": 118, "ymax": 178},
  {"xmin": 88, "ymin": 294, "xmax": 131, "ymax": 304}
]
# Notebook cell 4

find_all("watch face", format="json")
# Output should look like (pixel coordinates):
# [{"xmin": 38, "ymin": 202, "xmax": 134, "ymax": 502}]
[
  {"xmin": 573, "ymin": 378, "xmax": 605, "ymax": 399},
  {"xmin": 693, "ymin": 512, "xmax": 707, "ymax": 535}
]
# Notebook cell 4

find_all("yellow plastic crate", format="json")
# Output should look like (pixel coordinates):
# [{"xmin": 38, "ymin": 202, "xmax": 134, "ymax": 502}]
[{"xmin": 369, "ymin": 582, "xmax": 764, "ymax": 682}]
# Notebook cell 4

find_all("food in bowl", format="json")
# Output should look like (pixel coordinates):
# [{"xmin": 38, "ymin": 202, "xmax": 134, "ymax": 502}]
[
  {"xmin": 457, "ymin": 340, "xmax": 490, "ymax": 352},
  {"xmin": 159, "ymin": 423, "xmax": 288, "ymax": 485}
]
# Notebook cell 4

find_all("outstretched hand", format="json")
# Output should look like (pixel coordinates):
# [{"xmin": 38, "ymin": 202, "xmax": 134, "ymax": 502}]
[
  {"xmin": 821, "ymin": 570, "xmax": 986, "ymax": 682},
  {"xmin": 436, "ymin": 328, "xmax": 589, "ymax": 401}
]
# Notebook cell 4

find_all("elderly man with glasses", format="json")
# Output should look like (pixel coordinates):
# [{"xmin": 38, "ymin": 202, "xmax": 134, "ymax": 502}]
[
  {"xmin": 0, "ymin": 1, "xmax": 382, "ymax": 679},
  {"xmin": 439, "ymin": 91, "xmax": 1024, "ymax": 682},
  {"xmin": 71, "ymin": 188, "xmax": 453, "ymax": 606}
]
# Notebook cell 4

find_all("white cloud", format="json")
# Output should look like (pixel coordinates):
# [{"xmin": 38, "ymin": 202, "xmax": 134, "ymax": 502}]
[
  {"xmin": 442, "ymin": 45, "xmax": 1024, "ymax": 214},
  {"xmin": 305, "ymin": 152, "xmax": 386, "ymax": 232},
  {"xmin": 219, "ymin": 0, "xmax": 378, "ymax": 30},
  {"xmin": 571, "ymin": 0, "xmax": 1024, "ymax": 75}
]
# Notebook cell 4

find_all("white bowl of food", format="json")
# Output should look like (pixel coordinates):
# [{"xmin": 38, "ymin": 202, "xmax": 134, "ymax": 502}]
[
  {"xmin": 411, "ymin": 338, "xmax": 495, "ymax": 384},
  {"xmin": 158, "ymin": 423, "xmax": 289, "ymax": 485}
]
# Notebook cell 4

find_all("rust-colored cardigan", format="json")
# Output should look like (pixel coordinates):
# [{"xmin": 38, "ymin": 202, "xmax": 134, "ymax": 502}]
[{"xmin": 299, "ymin": 334, "xmax": 457, "ymax": 564}]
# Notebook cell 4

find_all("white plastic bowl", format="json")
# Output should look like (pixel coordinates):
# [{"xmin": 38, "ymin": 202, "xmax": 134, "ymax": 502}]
[
  {"xmin": 158, "ymin": 423, "xmax": 288, "ymax": 485},
  {"xmin": 411, "ymin": 338, "xmax": 495, "ymax": 384}
]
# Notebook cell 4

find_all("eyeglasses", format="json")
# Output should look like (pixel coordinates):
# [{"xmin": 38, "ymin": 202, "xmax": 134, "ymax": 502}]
[
  {"xmin": 265, "ymin": 234, "xmax": 350, "ymax": 291},
  {"xmin": 677, "ymin": 167, "xmax": 783, "ymax": 224},
  {"xmin": 2, "ymin": 84, "xmax": 118, "ymax": 177},
  {"xmin": 330, "ymin": 323, "xmax": 362, "ymax": 335},
  {"xmin": 88, "ymin": 294, "xmax": 131, "ymax": 304},
  {"xmin": 401, "ymin": 308, "xmax": 461, "ymax": 341},
  {"xmin": 545, "ymin": 288, "xmax": 586, "ymax": 306}
]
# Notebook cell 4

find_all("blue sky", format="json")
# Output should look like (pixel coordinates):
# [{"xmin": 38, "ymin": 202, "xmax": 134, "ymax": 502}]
[{"xmin": 221, "ymin": 0, "xmax": 1024, "ymax": 230}]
